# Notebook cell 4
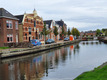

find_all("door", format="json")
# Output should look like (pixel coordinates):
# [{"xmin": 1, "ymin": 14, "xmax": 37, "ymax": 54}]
[{"xmin": 16, "ymin": 35, "xmax": 18, "ymax": 43}]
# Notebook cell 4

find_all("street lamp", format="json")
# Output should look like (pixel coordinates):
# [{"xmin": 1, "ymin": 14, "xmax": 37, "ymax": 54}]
[{"xmin": 35, "ymin": 28, "xmax": 38, "ymax": 39}]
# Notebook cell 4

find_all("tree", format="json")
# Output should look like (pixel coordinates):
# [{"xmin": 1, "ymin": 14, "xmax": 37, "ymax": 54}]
[
  {"xmin": 96, "ymin": 29, "xmax": 101, "ymax": 36},
  {"xmin": 61, "ymin": 26, "xmax": 65, "ymax": 35},
  {"xmin": 41, "ymin": 23, "xmax": 51, "ymax": 44},
  {"xmin": 76, "ymin": 29, "xmax": 80, "ymax": 37},
  {"xmin": 61, "ymin": 26, "xmax": 65, "ymax": 39},
  {"xmin": 68, "ymin": 28, "xmax": 71, "ymax": 36},
  {"xmin": 53, "ymin": 26, "xmax": 58, "ymax": 41},
  {"xmin": 71, "ymin": 27, "xmax": 76, "ymax": 36},
  {"xmin": 105, "ymin": 31, "xmax": 107, "ymax": 36},
  {"xmin": 71, "ymin": 27, "xmax": 80, "ymax": 39}
]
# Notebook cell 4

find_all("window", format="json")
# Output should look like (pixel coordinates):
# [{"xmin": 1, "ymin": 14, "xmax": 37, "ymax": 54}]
[
  {"xmin": 6, "ymin": 20, "xmax": 12, "ymax": 29},
  {"xmin": 15, "ymin": 22, "xmax": 18, "ymax": 29},
  {"xmin": 29, "ymin": 27, "xmax": 31, "ymax": 35},
  {"xmin": 25, "ymin": 27, "xmax": 27, "ymax": 31},
  {"xmin": 7, "ymin": 34, "xmax": 13, "ymax": 42},
  {"xmin": 39, "ymin": 33, "xmax": 42, "ymax": 39},
  {"xmin": 26, "ymin": 19, "xmax": 28, "ymax": 22},
  {"xmin": 37, "ymin": 21, "xmax": 39, "ymax": 24},
  {"xmin": 33, "ymin": 36, "xmax": 34, "ymax": 39},
  {"xmin": 31, "ymin": 20, "xmax": 32, "ymax": 23},
  {"xmin": 32, "ymin": 28, "xmax": 34, "ymax": 31},
  {"xmin": 25, "ymin": 33, "xmax": 27, "ymax": 40}
]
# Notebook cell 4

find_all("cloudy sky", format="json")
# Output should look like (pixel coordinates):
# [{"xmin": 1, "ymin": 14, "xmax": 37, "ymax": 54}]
[{"xmin": 0, "ymin": 0, "xmax": 107, "ymax": 31}]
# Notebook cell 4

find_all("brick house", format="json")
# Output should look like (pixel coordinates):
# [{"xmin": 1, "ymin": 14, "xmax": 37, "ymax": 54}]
[
  {"xmin": 80, "ymin": 31, "xmax": 96, "ymax": 38},
  {"xmin": 15, "ymin": 9, "xmax": 44, "ymax": 42},
  {"xmin": 44, "ymin": 20, "xmax": 62, "ymax": 41},
  {"xmin": 56, "ymin": 20, "xmax": 67, "ymax": 39},
  {"xmin": 0, "ymin": 8, "xmax": 19, "ymax": 47}
]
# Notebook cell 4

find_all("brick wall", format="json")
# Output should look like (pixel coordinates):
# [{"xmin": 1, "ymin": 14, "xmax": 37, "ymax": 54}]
[{"xmin": 0, "ymin": 18, "xmax": 19, "ymax": 47}]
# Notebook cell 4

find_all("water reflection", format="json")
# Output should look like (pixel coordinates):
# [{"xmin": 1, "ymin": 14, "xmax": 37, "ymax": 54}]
[
  {"xmin": 0, "ymin": 45, "xmax": 78, "ymax": 80},
  {"xmin": 0, "ymin": 41, "xmax": 106, "ymax": 80}
]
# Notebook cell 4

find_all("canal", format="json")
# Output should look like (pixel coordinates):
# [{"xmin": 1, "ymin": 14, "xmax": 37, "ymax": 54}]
[{"xmin": 0, "ymin": 41, "xmax": 107, "ymax": 80}]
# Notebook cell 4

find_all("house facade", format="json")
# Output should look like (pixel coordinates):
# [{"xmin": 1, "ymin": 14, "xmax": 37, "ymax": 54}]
[
  {"xmin": 0, "ymin": 8, "xmax": 19, "ymax": 47},
  {"xmin": 56, "ymin": 20, "xmax": 67, "ymax": 39},
  {"xmin": 80, "ymin": 31, "xmax": 96, "ymax": 38},
  {"xmin": 44, "ymin": 20, "xmax": 62, "ymax": 41},
  {"xmin": 15, "ymin": 9, "xmax": 44, "ymax": 42}
]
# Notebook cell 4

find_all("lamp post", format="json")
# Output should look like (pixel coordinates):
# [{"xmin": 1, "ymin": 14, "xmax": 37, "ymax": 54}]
[{"xmin": 36, "ymin": 28, "xmax": 38, "ymax": 39}]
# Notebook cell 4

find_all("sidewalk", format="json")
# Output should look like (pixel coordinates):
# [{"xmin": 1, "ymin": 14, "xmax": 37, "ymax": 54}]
[
  {"xmin": 0, "ymin": 48, "xmax": 28, "ymax": 53},
  {"xmin": 0, "ymin": 40, "xmax": 64, "ymax": 53}
]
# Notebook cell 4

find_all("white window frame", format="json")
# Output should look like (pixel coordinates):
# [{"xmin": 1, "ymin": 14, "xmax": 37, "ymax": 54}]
[
  {"xmin": 7, "ymin": 34, "xmax": 13, "ymax": 42},
  {"xmin": 6, "ymin": 20, "xmax": 13, "ymax": 29}
]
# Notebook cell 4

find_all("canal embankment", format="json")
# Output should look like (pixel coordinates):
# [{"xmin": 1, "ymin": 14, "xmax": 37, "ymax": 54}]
[
  {"xmin": 74, "ymin": 62, "xmax": 107, "ymax": 80},
  {"xmin": 0, "ymin": 40, "xmax": 81, "ymax": 59},
  {"xmin": 98, "ymin": 37, "xmax": 107, "ymax": 43}
]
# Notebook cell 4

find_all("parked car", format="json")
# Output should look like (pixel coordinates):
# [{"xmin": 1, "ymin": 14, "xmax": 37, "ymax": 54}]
[
  {"xmin": 30, "ymin": 39, "xmax": 41, "ymax": 46},
  {"xmin": 46, "ymin": 39, "xmax": 55, "ymax": 44},
  {"xmin": 64, "ymin": 37, "xmax": 69, "ymax": 41}
]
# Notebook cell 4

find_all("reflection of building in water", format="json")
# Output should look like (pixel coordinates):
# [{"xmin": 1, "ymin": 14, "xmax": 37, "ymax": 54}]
[
  {"xmin": 24, "ymin": 57, "xmax": 45, "ymax": 80},
  {"xmin": 8, "ymin": 63, "xmax": 15, "ymax": 80},
  {"xmin": 60, "ymin": 47, "xmax": 68, "ymax": 62},
  {"xmin": 0, "ymin": 64, "xmax": 9, "ymax": 80},
  {"xmin": 0, "ymin": 46, "xmax": 73, "ymax": 80}
]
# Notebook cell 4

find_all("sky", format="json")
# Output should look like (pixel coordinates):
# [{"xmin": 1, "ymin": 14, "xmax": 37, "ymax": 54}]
[{"xmin": 0, "ymin": 0, "xmax": 107, "ymax": 31}]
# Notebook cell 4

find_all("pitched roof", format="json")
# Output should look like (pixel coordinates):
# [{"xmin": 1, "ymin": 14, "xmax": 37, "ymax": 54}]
[
  {"xmin": 44, "ymin": 20, "xmax": 52, "ymax": 28},
  {"xmin": 55, "ymin": 20, "xmax": 64, "ymax": 27},
  {"xmin": 15, "ymin": 15, "xmax": 24, "ymax": 23},
  {"xmin": 0, "ymin": 8, "xmax": 18, "ymax": 20},
  {"xmin": 85, "ymin": 31, "xmax": 96, "ymax": 33}
]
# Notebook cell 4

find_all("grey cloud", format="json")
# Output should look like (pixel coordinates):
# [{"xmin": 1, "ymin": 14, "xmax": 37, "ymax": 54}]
[{"xmin": 0, "ymin": 0, "xmax": 107, "ymax": 31}]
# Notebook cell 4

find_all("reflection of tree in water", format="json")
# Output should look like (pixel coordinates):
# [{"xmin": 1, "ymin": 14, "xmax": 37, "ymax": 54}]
[
  {"xmin": 61, "ymin": 48, "xmax": 68, "ymax": 63},
  {"xmin": 55, "ymin": 50, "xmax": 59, "ymax": 66},
  {"xmin": 69, "ymin": 47, "xmax": 72, "ymax": 59},
  {"xmin": 73, "ymin": 44, "xmax": 80, "ymax": 54}
]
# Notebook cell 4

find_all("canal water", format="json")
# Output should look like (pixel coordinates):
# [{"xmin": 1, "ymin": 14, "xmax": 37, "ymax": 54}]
[{"xmin": 0, "ymin": 41, "xmax": 107, "ymax": 80}]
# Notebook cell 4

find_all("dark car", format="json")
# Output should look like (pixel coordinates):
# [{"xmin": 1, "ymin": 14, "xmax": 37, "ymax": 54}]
[
  {"xmin": 64, "ymin": 37, "xmax": 69, "ymax": 41},
  {"xmin": 46, "ymin": 39, "xmax": 55, "ymax": 44},
  {"xmin": 30, "ymin": 39, "xmax": 41, "ymax": 46}
]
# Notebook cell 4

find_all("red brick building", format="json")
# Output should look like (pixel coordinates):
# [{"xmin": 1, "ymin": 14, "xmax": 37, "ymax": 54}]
[
  {"xmin": 80, "ymin": 31, "xmax": 96, "ymax": 38},
  {"xmin": 15, "ymin": 9, "xmax": 44, "ymax": 42},
  {"xmin": 0, "ymin": 8, "xmax": 19, "ymax": 47}
]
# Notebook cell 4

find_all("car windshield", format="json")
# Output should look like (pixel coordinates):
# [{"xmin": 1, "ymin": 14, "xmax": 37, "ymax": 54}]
[
  {"xmin": 31, "ymin": 39, "xmax": 40, "ymax": 43},
  {"xmin": 36, "ymin": 40, "xmax": 39, "ymax": 42},
  {"xmin": 31, "ymin": 40, "xmax": 35, "ymax": 43},
  {"xmin": 47, "ymin": 39, "xmax": 51, "ymax": 41}
]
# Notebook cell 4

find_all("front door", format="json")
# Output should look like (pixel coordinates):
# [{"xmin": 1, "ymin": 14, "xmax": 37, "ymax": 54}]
[{"xmin": 16, "ymin": 35, "xmax": 18, "ymax": 43}]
